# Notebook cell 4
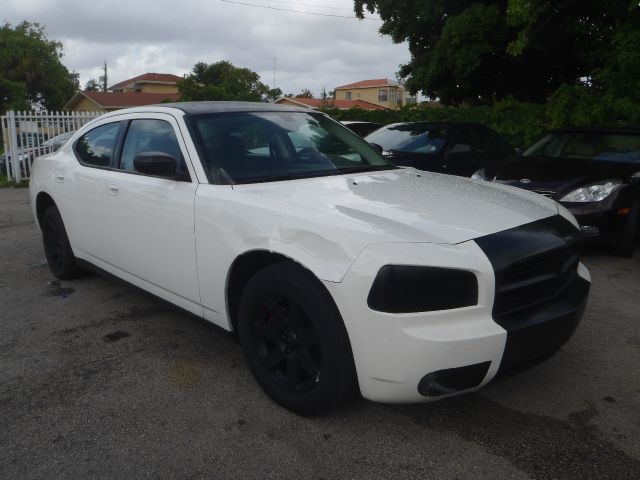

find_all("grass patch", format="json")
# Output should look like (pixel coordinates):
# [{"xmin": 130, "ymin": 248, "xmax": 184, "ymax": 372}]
[{"xmin": 0, "ymin": 175, "xmax": 29, "ymax": 188}]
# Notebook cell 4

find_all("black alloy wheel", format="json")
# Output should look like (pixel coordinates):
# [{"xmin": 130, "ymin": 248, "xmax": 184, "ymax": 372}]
[
  {"xmin": 238, "ymin": 262, "xmax": 357, "ymax": 415},
  {"xmin": 250, "ymin": 294, "xmax": 322, "ymax": 394}
]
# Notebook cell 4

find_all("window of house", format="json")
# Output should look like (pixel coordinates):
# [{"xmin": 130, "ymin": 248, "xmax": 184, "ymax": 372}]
[
  {"xmin": 378, "ymin": 89, "xmax": 388, "ymax": 102},
  {"xmin": 74, "ymin": 122, "xmax": 122, "ymax": 167},
  {"xmin": 120, "ymin": 119, "xmax": 185, "ymax": 174},
  {"xmin": 345, "ymin": 92, "xmax": 352, "ymax": 100},
  {"xmin": 389, "ymin": 89, "xmax": 397, "ymax": 103}
]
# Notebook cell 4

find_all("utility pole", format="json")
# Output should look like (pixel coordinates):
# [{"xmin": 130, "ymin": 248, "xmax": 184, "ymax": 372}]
[
  {"xmin": 102, "ymin": 61, "xmax": 108, "ymax": 92},
  {"xmin": 273, "ymin": 57, "xmax": 276, "ymax": 90}
]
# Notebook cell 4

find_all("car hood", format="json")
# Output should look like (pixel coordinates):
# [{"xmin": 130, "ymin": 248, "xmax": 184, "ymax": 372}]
[{"xmin": 233, "ymin": 168, "xmax": 559, "ymax": 245}]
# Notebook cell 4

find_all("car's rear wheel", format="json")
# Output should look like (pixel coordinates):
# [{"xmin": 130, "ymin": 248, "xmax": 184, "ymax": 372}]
[
  {"xmin": 237, "ymin": 262, "xmax": 358, "ymax": 415},
  {"xmin": 42, "ymin": 206, "xmax": 83, "ymax": 279},
  {"xmin": 611, "ymin": 200, "xmax": 639, "ymax": 257}
]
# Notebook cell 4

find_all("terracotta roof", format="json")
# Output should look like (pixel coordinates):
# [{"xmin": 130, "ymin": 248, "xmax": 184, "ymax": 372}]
[
  {"xmin": 334, "ymin": 78, "xmax": 399, "ymax": 90},
  {"xmin": 79, "ymin": 91, "xmax": 180, "ymax": 108},
  {"xmin": 109, "ymin": 73, "xmax": 183, "ymax": 90},
  {"xmin": 277, "ymin": 97, "xmax": 385, "ymax": 110}
]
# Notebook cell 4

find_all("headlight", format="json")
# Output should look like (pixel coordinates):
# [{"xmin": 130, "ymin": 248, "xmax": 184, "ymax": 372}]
[
  {"xmin": 367, "ymin": 265, "xmax": 478, "ymax": 313},
  {"xmin": 560, "ymin": 180, "xmax": 621, "ymax": 202},
  {"xmin": 471, "ymin": 168, "xmax": 486, "ymax": 180}
]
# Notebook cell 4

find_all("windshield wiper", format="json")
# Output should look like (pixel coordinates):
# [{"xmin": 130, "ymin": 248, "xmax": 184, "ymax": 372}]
[
  {"xmin": 336, "ymin": 165, "xmax": 396, "ymax": 174},
  {"xmin": 236, "ymin": 169, "xmax": 343, "ymax": 184}
]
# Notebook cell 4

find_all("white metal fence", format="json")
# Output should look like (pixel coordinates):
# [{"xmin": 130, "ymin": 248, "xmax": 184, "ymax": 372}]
[{"xmin": 1, "ymin": 110, "xmax": 104, "ymax": 182}]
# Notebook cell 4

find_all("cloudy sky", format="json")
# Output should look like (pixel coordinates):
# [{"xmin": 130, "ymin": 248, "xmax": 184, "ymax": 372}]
[{"xmin": 3, "ymin": 0, "xmax": 410, "ymax": 97}]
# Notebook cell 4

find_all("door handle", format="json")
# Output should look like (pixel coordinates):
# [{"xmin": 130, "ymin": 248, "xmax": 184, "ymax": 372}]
[
  {"xmin": 55, "ymin": 175, "xmax": 64, "ymax": 183},
  {"xmin": 108, "ymin": 183, "xmax": 120, "ymax": 196}
]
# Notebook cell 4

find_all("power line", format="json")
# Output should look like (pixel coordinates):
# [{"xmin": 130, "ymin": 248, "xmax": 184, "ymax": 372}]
[
  {"xmin": 258, "ymin": 0, "xmax": 356, "ymax": 12},
  {"xmin": 219, "ymin": 0, "xmax": 380, "ymax": 20}
]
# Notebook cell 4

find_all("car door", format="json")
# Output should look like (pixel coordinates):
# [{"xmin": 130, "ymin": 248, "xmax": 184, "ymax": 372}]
[
  {"xmin": 442, "ymin": 126, "xmax": 486, "ymax": 176},
  {"xmin": 70, "ymin": 114, "xmax": 201, "ymax": 313}
]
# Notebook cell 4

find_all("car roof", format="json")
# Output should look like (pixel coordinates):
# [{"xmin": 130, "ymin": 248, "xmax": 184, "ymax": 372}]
[
  {"xmin": 382, "ymin": 121, "xmax": 487, "ymax": 128},
  {"xmin": 552, "ymin": 127, "xmax": 640, "ymax": 134},
  {"xmin": 340, "ymin": 121, "xmax": 381, "ymax": 126},
  {"xmin": 156, "ymin": 101, "xmax": 310, "ymax": 115}
]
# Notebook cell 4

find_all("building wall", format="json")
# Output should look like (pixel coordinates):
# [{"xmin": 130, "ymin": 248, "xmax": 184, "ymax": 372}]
[
  {"xmin": 115, "ymin": 83, "xmax": 178, "ymax": 94},
  {"xmin": 335, "ymin": 86, "xmax": 406, "ymax": 109},
  {"xmin": 69, "ymin": 97, "xmax": 103, "ymax": 112},
  {"xmin": 275, "ymin": 98, "xmax": 312, "ymax": 108}
]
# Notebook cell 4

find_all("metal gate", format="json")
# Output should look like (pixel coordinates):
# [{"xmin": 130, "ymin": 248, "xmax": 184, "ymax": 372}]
[{"xmin": 1, "ymin": 110, "xmax": 104, "ymax": 182}]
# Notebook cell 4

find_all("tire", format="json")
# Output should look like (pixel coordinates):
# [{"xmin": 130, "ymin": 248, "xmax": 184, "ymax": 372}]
[
  {"xmin": 237, "ymin": 262, "xmax": 358, "ymax": 415},
  {"xmin": 611, "ymin": 200, "xmax": 639, "ymax": 257},
  {"xmin": 42, "ymin": 206, "xmax": 83, "ymax": 279}
]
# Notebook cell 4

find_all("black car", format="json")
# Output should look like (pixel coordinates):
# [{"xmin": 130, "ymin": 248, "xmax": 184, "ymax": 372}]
[
  {"xmin": 364, "ymin": 122, "xmax": 518, "ymax": 177},
  {"xmin": 340, "ymin": 121, "xmax": 382, "ymax": 137},
  {"xmin": 486, "ymin": 128, "xmax": 640, "ymax": 256}
]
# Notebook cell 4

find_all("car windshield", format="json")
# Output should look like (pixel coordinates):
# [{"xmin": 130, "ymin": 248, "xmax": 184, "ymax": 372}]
[
  {"xmin": 190, "ymin": 111, "xmax": 394, "ymax": 184},
  {"xmin": 523, "ymin": 131, "xmax": 640, "ymax": 164},
  {"xmin": 365, "ymin": 124, "xmax": 449, "ymax": 154}
]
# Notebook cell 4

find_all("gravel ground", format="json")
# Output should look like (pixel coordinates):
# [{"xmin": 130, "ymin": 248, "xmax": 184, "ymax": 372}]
[{"xmin": 1, "ymin": 187, "xmax": 639, "ymax": 480}]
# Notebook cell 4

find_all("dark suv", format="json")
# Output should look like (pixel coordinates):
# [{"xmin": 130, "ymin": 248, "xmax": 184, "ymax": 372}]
[{"xmin": 364, "ymin": 122, "xmax": 518, "ymax": 177}]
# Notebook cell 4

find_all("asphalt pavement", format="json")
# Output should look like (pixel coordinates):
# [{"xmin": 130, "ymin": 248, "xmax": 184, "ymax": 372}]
[{"xmin": 1, "ymin": 187, "xmax": 639, "ymax": 479}]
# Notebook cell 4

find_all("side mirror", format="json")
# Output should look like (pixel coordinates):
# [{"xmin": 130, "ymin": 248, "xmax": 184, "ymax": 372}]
[
  {"xmin": 369, "ymin": 142, "xmax": 384, "ymax": 154},
  {"xmin": 133, "ymin": 152, "xmax": 178, "ymax": 177}
]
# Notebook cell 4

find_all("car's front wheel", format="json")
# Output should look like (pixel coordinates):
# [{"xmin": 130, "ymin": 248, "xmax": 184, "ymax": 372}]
[
  {"xmin": 237, "ymin": 262, "xmax": 358, "ymax": 415},
  {"xmin": 42, "ymin": 206, "xmax": 83, "ymax": 279}
]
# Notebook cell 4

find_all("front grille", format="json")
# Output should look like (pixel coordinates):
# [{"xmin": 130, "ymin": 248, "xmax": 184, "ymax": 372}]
[
  {"xmin": 474, "ymin": 215, "xmax": 581, "ymax": 325},
  {"xmin": 531, "ymin": 189, "xmax": 557, "ymax": 198},
  {"xmin": 493, "ymin": 245, "xmax": 579, "ymax": 318}
]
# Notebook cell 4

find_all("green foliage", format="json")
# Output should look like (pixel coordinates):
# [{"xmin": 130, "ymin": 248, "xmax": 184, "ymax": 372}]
[
  {"xmin": 323, "ymin": 90, "xmax": 639, "ymax": 148},
  {"xmin": 84, "ymin": 78, "xmax": 100, "ymax": 92},
  {"xmin": 0, "ymin": 21, "xmax": 78, "ymax": 112},
  {"xmin": 295, "ymin": 89, "xmax": 314, "ymax": 98},
  {"xmin": 354, "ymin": 1, "xmax": 639, "ymax": 105},
  {"xmin": 0, "ymin": 175, "xmax": 29, "ymax": 188},
  {"xmin": 178, "ymin": 61, "xmax": 277, "ymax": 102}
]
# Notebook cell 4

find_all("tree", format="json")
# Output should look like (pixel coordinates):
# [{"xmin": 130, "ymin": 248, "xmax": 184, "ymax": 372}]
[
  {"xmin": 0, "ymin": 21, "xmax": 78, "ymax": 112},
  {"xmin": 354, "ymin": 1, "xmax": 640, "ymax": 105},
  {"xmin": 178, "ymin": 61, "xmax": 277, "ymax": 102},
  {"xmin": 295, "ymin": 89, "xmax": 314, "ymax": 98},
  {"xmin": 84, "ymin": 78, "xmax": 100, "ymax": 91}
]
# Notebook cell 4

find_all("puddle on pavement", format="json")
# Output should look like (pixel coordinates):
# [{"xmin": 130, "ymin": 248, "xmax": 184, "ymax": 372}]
[
  {"xmin": 46, "ymin": 280, "xmax": 74, "ymax": 298},
  {"xmin": 103, "ymin": 330, "xmax": 130, "ymax": 342}
]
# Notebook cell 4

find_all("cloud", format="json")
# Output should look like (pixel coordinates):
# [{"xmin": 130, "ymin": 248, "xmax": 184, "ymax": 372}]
[{"xmin": 3, "ymin": 0, "xmax": 409, "ymax": 96}]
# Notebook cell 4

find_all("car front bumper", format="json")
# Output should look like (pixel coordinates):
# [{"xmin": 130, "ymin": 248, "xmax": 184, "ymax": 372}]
[{"xmin": 324, "ymin": 232, "xmax": 590, "ymax": 403}]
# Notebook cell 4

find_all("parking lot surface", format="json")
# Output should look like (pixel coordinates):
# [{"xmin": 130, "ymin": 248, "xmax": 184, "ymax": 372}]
[{"xmin": 1, "ymin": 188, "xmax": 639, "ymax": 479}]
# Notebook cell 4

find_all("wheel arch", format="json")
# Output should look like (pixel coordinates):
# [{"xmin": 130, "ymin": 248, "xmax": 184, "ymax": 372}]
[
  {"xmin": 35, "ymin": 191, "xmax": 57, "ymax": 228},
  {"xmin": 225, "ymin": 249, "xmax": 332, "ymax": 334}
]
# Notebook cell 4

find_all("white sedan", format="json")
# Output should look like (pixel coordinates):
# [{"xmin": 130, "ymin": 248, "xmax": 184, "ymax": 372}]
[{"xmin": 30, "ymin": 102, "xmax": 591, "ymax": 414}]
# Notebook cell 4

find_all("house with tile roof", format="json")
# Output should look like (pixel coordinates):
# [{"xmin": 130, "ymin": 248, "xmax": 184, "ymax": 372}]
[
  {"xmin": 64, "ymin": 72, "xmax": 183, "ymax": 111},
  {"xmin": 334, "ymin": 78, "xmax": 414, "ymax": 109},
  {"xmin": 108, "ymin": 72, "xmax": 183, "ymax": 94},
  {"xmin": 273, "ymin": 97, "xmax": 385, "ymax": 110},
  {"xmin": 64, "ymin": 91, "xmax": 180, "ymax": 112}
]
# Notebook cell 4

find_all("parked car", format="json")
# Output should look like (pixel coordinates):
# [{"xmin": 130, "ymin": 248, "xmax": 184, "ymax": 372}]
[
  {"xmin": 30, "ymin": 102, "xmax": 590, "ymax": 414},
  {"xmin": 365, "ymin": 122, "xmax": 519, "ymax": 177},
  {"xmin": 478, "ymin": 128, "xmax": 640, "ymax": 256},
  {"xmin": 340, "ymin": 121, "xmax": 382, "ymax": 137},
  {"xmin": 35, "ymin": 130, "xmax": 75, "ymax": 157}
]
